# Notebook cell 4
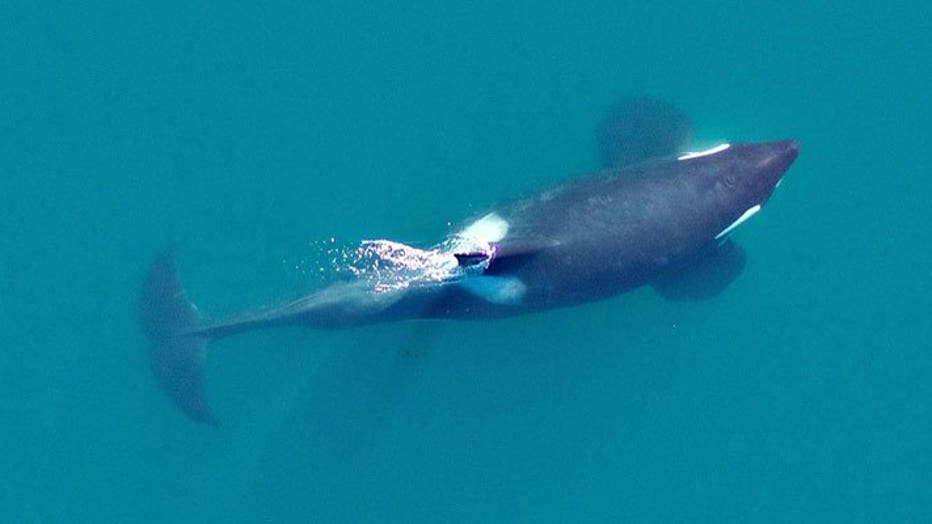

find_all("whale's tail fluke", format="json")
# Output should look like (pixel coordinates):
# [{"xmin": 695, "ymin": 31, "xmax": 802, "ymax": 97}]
[{"xmin": 139, "ymin": 250, "xmax": 216, "ymax": 425}]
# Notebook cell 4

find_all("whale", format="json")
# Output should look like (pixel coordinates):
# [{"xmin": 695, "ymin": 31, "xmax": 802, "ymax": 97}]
[{"xmin": 140, "ymin": 98, "xmax": 800, "ymax": 423}]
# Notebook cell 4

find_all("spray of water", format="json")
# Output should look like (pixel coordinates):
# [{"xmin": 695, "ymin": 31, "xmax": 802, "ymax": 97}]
[{"xmin": 282, "ymin": 224, "xmax": 496, "ymax": 293}]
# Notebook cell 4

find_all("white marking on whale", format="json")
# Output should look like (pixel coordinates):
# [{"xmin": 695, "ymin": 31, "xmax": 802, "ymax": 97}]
[
  {"xmin": 459, "ymin": 212, "xmax": 509, "ymax": 243},
  {"xmin": 715, "ymin": 204, "xmax": 762, "ymax": 240},
  {"xmin": 458, "ymin": 276, "xmax": 527, "ymax": 305},
  {"xmin": 678, "ymin": 143, "xmax": 731, "ymax": 161}
]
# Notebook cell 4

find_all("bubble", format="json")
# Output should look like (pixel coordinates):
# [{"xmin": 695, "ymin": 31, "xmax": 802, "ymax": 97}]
[{"xmin": 285, "ymin": 231, "xmax": 494, "ymax": 293}]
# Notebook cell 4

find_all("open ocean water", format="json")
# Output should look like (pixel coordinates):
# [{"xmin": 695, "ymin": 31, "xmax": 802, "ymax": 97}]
[{"xmin": 2, "ymin": 2, "xmax": 931, "ymax": 522}]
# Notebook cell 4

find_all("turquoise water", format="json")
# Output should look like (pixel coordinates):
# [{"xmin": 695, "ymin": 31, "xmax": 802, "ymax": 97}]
[{"xmin": 3, "ymin": 2, "xmax": 931, "ymax": 521}]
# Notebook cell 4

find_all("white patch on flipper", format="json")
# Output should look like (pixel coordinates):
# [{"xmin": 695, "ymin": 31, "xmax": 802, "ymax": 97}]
[
  {"xmin": 678, "ymin": 143, "xmax": 731, "ymax": 161},
  {"xmin": 715, "ymin": 204, "xmax": 762, "ymax": 240},
  {"xmin": 460, "ymin": 212, "xmax": 509, "ymax": 243},
  {"xmin": 458, "ymin": 276, "xmax": 527, "ymax": 305}
]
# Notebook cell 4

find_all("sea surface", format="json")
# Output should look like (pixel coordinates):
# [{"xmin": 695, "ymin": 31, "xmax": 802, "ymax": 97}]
[{"xmin": 3, "ymin": 2, "xmax": 931, "ymax": 522}]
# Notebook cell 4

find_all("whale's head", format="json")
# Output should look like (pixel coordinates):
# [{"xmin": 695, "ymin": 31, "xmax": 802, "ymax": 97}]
[{"xmin": 677, "ymin": 140, "xmax": 799, "ymax": 240}]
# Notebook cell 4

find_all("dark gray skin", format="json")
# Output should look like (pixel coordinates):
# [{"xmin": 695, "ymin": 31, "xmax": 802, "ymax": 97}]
[
  {"xmin": 141, "ymin": 139, "xmax": 799, "ymax": 424},
  {"xmin": 454, "ymin": 140, "xmax": 799, "ymax": 310}
]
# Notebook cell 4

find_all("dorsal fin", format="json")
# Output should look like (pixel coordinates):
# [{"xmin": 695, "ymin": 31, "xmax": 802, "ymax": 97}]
[
  {"xmin": 484, "ymin": 235, "xmax": 560, "ymax": 276},
  {"xmin": 597, "ymin": 96, "xmax": 694, "ymax": 168}
]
